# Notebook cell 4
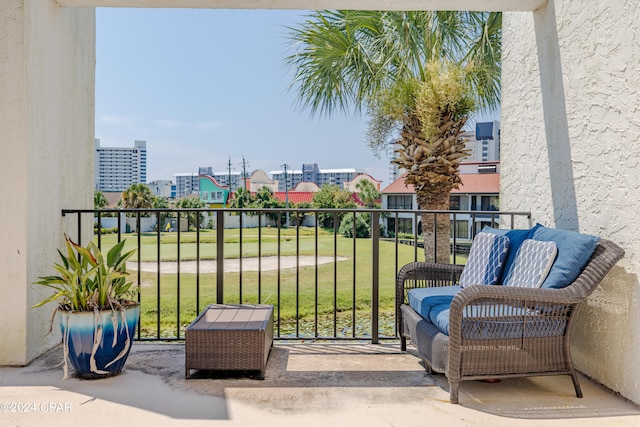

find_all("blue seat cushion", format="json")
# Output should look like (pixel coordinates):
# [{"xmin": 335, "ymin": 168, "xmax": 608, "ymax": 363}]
[
  {"xmin": 407, "ymin": 286, "xmax": 461, "ymax": 321},
  {"xmin": 427, "ymin": 304, "xmax": 566, "ymax": 338},
  {"xmin": 429, "ymin": 303, "xmax": 452, "ymax": 335},
  {"xmin": 482, "ymin": 224, "xmax": 542, "ymax": 284},
  {"xmin": 530, "ymin": 225, "xmax": 600, "ymax": 289}
]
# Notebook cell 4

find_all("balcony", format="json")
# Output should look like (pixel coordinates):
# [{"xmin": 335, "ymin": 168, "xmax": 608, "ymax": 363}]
[{"xmin": 1, "ymin": 207, "xmax": 627, "ymax": 424}]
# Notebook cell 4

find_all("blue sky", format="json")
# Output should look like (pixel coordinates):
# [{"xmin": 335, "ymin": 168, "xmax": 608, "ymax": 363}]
[{"xmin": 95, "ymin": 8, "xmax": 497, "ymax": 188}]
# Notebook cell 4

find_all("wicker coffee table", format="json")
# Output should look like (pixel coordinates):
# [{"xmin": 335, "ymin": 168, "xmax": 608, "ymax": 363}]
[{"xmin": 185, "ymin": 304, "xmax": 274, "ymax": 379}]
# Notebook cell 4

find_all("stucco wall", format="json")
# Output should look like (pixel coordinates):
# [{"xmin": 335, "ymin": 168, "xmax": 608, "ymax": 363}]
[
  {"xmin": 0, "ymin": 1, "xmax": 95, "ymax": 364},
  {"xmin": 502, "ymin": 1, "xmax": 640, "ymax": 403}
]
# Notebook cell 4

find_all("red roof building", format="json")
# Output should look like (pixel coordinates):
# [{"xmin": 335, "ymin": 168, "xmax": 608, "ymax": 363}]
[
  {"xmin": 381, "ymin": 162, "xmax": 500, "ymax": 238},
  {"xmin": 272, "ymin": 192, "xmax": 315, "ymax": 205}
]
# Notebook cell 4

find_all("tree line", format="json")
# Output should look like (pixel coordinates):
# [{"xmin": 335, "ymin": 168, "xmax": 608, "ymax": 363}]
[{"xmin": 94, "ymin": 179, "xmax": 381, "ymax": 237}]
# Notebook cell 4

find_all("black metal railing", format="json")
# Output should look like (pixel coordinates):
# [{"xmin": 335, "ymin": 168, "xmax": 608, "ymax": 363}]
[{"xmin": 62, "ymin": 207, "xmax": 531, "ymax": 342}]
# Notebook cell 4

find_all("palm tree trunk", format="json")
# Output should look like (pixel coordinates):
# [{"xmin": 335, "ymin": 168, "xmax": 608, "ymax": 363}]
[
  {"xmin": 397, "ymin": 113, "xmax": 467, "ymax": 264},
  {"xmin": 417, "ymin": 191, "xmax": 451, "ymax": 263}
]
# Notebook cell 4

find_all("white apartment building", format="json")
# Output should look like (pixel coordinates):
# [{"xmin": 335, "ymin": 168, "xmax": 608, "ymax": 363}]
[
  {"xmin": 174, "ymin": 173, "xmax": 199, "ymax": 198},
  {"xmin": 464, "ymin": 120, "xmax": 500, "ymax": 162},
  {"xmin": 269, "ymin": 163, "xmax": 365, "ymax": 191},
  {"xmin": 94, "ymin": 139, "xmax": 147, "ymax": 191},
  {"xmin": 146, "ymin": 180, "xmax": 175, "ymax": 199}
]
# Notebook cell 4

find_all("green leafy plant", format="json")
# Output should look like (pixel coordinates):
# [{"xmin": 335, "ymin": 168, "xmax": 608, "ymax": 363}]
[
  {"xmin": 33, "ymin": 234, "xmax": 137, "ymax": 312},
  {"xmin": 339, "ymin": 213, "xmax": 370, "ymax": 238}
]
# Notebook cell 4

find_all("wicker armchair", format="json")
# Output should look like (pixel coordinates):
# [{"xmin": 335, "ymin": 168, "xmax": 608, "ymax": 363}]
[{"xmin": 396, "ymin": 239, "xmax": 625, "ymax": 404}]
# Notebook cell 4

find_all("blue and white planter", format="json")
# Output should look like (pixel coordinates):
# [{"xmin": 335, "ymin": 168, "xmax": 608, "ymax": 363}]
[{"xmin": 58, "ymin": 303, "xmax": 140, "ymax": 379}]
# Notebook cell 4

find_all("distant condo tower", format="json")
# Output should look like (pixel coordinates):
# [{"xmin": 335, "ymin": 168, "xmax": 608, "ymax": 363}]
[
  {"xmin": 94, "ymin": 139, "xmax": 147, "ymax": 192},
  {"xmin": 269, "ymin": 163, "xmax": 365, "ymax": 191}
]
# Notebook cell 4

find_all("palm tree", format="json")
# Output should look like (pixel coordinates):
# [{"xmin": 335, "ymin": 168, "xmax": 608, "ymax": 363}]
[
  {"xmin": 355, "ymin": 180, "xmax": 381, "ymax": 209},
  {"xmin": 152, "ymin": 196, "xmax": 169, "ymax": 231},
  {"xmin": 230, "ymin": 187, "xmax": 253, "ymax": 209},
  {"xmin": 120, "ymin": 183, "xmax": 154, "ymax": 209},
  {"xmin": 285, "ymin": 11, "xmax": 501, "ymax": 262},
  {"xmin": 252, "ymin": 187, "xmax": 285, "ymax": 224},
  {"xmin": 175, "ymin": 197, "xmax": 205, "ymax": 230},
  {"xmin": 94, "ymin": 191, "xmax": 107, "ymax": 209}
]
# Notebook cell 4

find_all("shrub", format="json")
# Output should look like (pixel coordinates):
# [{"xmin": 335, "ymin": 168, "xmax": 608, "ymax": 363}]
[
  {"xmin": 339, "ymin": 213, "xmax": 370, "ymax": 238},
  {"xmin": 94, "ymin": 227, "xmax": 119, "ymax": 235}
]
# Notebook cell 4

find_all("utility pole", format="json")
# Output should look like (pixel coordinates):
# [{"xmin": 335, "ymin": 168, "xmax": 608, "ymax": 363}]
[
  {"xmin": 242, "ymin": 157, "xmax": 249, "ymax": 190},
  {"xmin": 281, "ymin": 163, "xmax": 290, "ymax": 228},
  {"xmin": 227, "ymin": 157, "xmax": 232, "ymax": 191},
  {"xmin": 226, "ymin": 157, "xmax": 248, "ymax": 192}
]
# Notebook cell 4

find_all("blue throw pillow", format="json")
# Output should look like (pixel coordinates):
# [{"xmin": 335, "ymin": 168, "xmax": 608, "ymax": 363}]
[
  {"xmin": 482, "ymin": 224, "xmax": 542, "ymax": 284},
  {"xmin": 530, "ymin": 225, "xmax": 600, "ymax": 289},
  {"xmin": 459, "ymin": 232, "xmax": 510, "ymax": 288}
]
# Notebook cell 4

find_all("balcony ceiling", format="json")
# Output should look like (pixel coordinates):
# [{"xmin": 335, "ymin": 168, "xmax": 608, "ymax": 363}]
[{"xmin": 55, "ymin": 0, "xmax": 547, "ymax": 12}]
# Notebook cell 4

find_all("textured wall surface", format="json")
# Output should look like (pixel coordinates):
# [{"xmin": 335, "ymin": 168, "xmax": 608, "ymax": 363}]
[
  {"xmin": 54, "ymin": 0, "xmax": 547, "ymax": 12},
  {"xmin": 502, "ymin": 1, "xmax": 640, "ymax": 403},
  {"xmin": 0, "ymin": 1, "xmax": 95, "ymax": 364}
]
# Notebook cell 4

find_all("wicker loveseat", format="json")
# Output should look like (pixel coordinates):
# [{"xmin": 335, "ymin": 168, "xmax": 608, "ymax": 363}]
[{"xmin": 396, "ymin": 226, "xmax": 624, "ymax": 404}]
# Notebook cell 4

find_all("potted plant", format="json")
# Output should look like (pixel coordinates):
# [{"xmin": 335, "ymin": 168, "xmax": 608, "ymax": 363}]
[{"xmin": 33, "ymin": 234, "xmax": 139, "ymax": 379}]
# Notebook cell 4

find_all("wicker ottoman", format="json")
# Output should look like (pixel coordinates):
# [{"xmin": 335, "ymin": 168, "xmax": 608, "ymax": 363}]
[{"xmin": 185, "ymin": 304, "xmax": 274, "ymax": 379}]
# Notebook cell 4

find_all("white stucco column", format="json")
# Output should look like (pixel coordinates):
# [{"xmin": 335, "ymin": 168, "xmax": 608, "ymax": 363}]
[
  {"xmin": 0, "ymin": 0, "xmax": 95, "ymax": 365},
  {"xmin": 502, "ymin": 0, "xmax": 640, "ymax": 404}
]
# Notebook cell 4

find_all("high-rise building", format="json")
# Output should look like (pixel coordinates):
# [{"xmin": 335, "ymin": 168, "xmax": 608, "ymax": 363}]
[
  {"xmin": 94, "ymin": 139, "xmax": 147, "ymax": 191},
  {"xmin": 468, "ymin": 121, "xmax": 500, "ymax": 162},
  {"xmin": 269, "ymin": 163, "xmax": 365, "ymax": 191},
  {"xmin": 388, "ymin": 140, "xmax": 403, "ymax": 184},
  {"xmin": 174, "ymin": 173, "xmax": 199, "ymax": 198}
]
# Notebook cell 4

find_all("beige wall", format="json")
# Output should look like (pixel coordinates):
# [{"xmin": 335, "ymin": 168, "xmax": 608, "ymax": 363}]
[
  {"xmin": 502, "ymin": 1, "xmax": 640, "ymax": 403},
  {"xmin": 0, "ymin": 1, "xmax": 95, "ymax": 365}
]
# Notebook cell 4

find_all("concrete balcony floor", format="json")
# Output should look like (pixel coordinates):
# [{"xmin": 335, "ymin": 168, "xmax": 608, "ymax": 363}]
[{"xmin": 1, "ymin": 343, "xmax": 639, "ymax": 426}]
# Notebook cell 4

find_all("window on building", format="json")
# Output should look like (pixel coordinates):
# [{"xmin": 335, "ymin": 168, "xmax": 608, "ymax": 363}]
[
  {"xmin": 398, "ymin": 218, "xmax": 413, "ymax": 234},
  {"xmin": 387, "ymin": 217, "xmax": 414, "ymax": 235},
  {"xmin": 481, "ymin": 195, "xmax": 499, "ymax": 211},
  {"xmin": 387, "ymin": 195, "xmax": 413, "ymax": 210},
  {"xmin": 450, "ymin": 219, "xmax": 469, "ymax": 239},
  {"xmin": 449, "ymin": 194, "xmax": 469, "ymax": 211},
  {"xmin": 450, "ymin": 195, "xmax": 461, "ymax": 210}
]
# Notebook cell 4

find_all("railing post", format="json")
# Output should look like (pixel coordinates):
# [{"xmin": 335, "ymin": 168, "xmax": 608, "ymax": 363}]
[
  {"xmin": 216, "ymin": 211, "xmax": 224, "ymax": 303},
  {"xmin": 371, "ymin": 211, "xmax": 380, "ymax": 344},
  {"xmin": 77, "ymin": 212, "xmax": 82, "ymax": 247}
]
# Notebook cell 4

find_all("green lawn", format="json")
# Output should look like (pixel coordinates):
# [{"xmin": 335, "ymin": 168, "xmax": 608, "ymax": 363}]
[{"xmin": 95, "ymin": 228, "xmax": 465, "ymax": 339}]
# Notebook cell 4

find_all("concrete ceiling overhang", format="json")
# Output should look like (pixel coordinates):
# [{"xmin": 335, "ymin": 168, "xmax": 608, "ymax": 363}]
[{"xmin": 55, "ymin": 0, "xmax": 548, "ymax": 12}]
